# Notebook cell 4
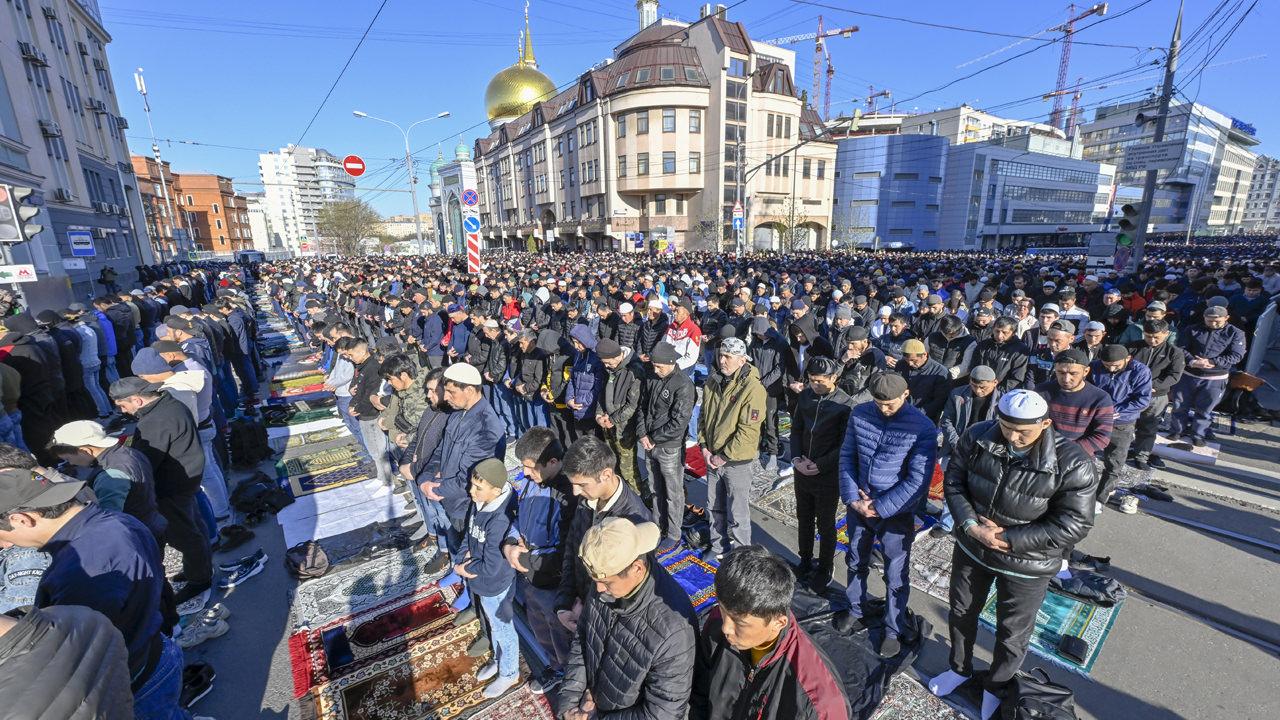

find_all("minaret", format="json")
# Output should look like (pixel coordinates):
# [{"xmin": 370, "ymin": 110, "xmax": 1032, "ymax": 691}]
[
  {"xmin": 522, "ymin": 0, "xmax": 538, "ymax": 68},
  {"xmin": 637, "ymin": 0, "xmax": 658, "ymax": 31}
]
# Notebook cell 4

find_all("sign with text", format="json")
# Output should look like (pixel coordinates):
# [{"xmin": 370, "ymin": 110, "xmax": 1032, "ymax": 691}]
[
  {"xmin": 67, "ymin": 229, "xmax": 96, "ymax": 257},
  {"xmin": 1120, "ymin": 140, "xmax": 1183, "ymax": 173},
  {"xmin": 0, "ymin": 263, "xmax": 38, "ymax": 283}
]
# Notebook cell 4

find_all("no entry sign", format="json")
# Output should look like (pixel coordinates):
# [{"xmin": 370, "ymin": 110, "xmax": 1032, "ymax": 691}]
[{"xmin": 342, "ymin": 155, "xmax": 366, "ymax": 177}]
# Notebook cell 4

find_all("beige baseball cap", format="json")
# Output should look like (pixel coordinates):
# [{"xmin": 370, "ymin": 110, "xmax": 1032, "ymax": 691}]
[
  {"xmin": 51, "ymin": 420, "xmax": 118, "ymax": 449},
  {"xmin": 579, "ymin": 518, "xmax": 660, "ymax": 580}
]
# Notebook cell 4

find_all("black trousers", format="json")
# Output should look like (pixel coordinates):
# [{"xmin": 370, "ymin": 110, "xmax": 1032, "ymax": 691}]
[
  {"xmin": 948, "ymin": 548, "xmax": 1051, "ymax": 693},
  {"xmin": 157, "ymin": 492, "xmax": 213, "ymax": 586},
  {"xmin": 793, "ymin": 477, "xmax": 839, "ymax": 574},
  {"xmin": 1099, "ymin": 422, "xmax": 1136, "ymax": 500},
  {"xmin": 759, "ymin": 394, "xmax": 780, "ymax": 457},
  {"xmin": 1132, "ymin": 394, "xmax": 1169, "ymax": 459}
]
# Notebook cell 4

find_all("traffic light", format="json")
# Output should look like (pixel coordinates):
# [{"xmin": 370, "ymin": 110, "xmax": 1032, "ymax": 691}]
[
  {"xmin": 1115, "ymin": 202, "xmax": 1142, "ymax": 248},
  {"xmin": 0, "ymin": 185, "xmax": 43, "ymax": 244}
]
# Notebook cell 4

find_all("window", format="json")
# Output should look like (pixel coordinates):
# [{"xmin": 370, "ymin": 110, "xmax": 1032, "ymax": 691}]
[
  {"xmin": 725, "ymin": 102, "xmax": 746, "ymax": 122},
  {"xmin": 655, "ymin": 194, "xmax": 668, "ymax": 214},
  {"xmin": 890, "ymin": 201, "xmax": 915, "ymax": 208},
  {"xmin": 728, "ymin": 57, "xmax": 747, "ymax": 77},
  {"xmin": 615, "ymin": 72, "xmax": 629, "ymax": 89},
  {"xmin": 637, "ymin": 153, "xmax": 649, "ymax": 175},
  {"xmin": 556, "ymin": 138, "xmax": 563, "ymax": 156},
  {"xmin": 617, "ymin": 115, "xmax": 626, "ymax": 137},
  {"xmin": 765, "ymin": 154, "xmax": 773, "ymax": 177},
  {"xmin": 662, "ymin": 108, "xmax": 675, "ymax": 133},
  {"xmin": 568, "ymin": 168, "xmax": 576, "ymax": 187},
  {"xmin": 784, "ymin": 117, "xmax": 791, "ymax": 139},
  {"xmin": 636, "ymin": 111, "xmax": 649, "ymax": 134},
  {"xmin": 663, "ymin": 151, "xmax": 676, "ymax": 174},
  {"xmin": 618, "ymin": 156, "xmax": 627, "ymax": 177},
  {"xmin": 1008, "ymin": 209, "xmax": 1095, "ymax": 224},
  {"xmin": 684, "ymin": 67, "xmax": 700, "ymax": 82},
  {"xmin": 559, "ymin": 170, "xmax": 566, "ymax": 188},
  {"xmin": 185, "ymin": 195, "xmax": 193, "ymax": 205},
  {"xmin": 676, "ymin": 195, "xmax": 685, "ymax": 214},
  {"xmin": 689, "ymin": 109, "xmax": 701, "ymax": 133},
  {"xmin": 817, "ymin": 160, "xmax": 826, "ymax": 180},
  {"xmin": 781, "ymin": 155, "xmax": 789, "ymax": 177},
  {"xmin": 802, "ymin": 158, "xmax": 811, "ymax": 178},
  {"xmin": 659, "ymin": 66, "xmax": 675, "ymax": 81},
  {"xmin": 853, "ymin": 171, "xmax": 880, "ymax": 180},
  {"xmin": 689, "ymin": 152, "xmax": 701, "ymax": 174},
  {"xmin": 215, "ymin": 218, "xmax": 223, "ymax": 229},
  {"xmin": 212, "ymin": 202, "xmax": 220, "ymax": 214},
  {"xmin": 892, "ymin": 172, "xmax": 919, "ymax": 181},
  {"xmin": 635, "ymin": 68, "xmax": 652, "ymax": 83},
  {"xmin": 725, "ymin": 81, "xmax": 746, "ymax": 99},
  {"xmin": 725, "ymin": 124, "xmax": 744, "ymax": 142},
  {"xmin": 767, "ymin": 114, "xmax": 774, "ymax": 138}
]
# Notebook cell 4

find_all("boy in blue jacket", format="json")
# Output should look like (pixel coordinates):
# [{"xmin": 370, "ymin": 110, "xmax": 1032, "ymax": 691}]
[{"xmin": 454, "ymin": 457, "xmax": 520, "ymax": 699}]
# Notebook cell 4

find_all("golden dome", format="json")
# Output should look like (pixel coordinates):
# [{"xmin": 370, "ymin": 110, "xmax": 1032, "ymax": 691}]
[{"xmin": 485, "ymin": 63, "xmax": 556, "ymax": 123}]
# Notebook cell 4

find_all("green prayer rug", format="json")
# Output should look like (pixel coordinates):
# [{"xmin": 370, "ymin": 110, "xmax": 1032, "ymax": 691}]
[{"xmin": 979, "ymin": 587, "xmax": 1122, "ymax": 675}]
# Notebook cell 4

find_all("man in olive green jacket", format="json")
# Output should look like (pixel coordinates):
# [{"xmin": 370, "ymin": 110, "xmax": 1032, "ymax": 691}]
[{"xmin": 697, "ymin": 337, "xmax": 767, "ymax": 560}]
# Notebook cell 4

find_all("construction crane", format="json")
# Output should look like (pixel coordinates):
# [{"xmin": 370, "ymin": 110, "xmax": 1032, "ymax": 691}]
[
  {"xmin": 1049, "ymin": 3, "xmax": 1108, "ymax": 131},
  {"xmin": 823, "ymin": 48, "xmax": 835, "ymax": 120},
  {"xmin": 759, "ymin": 16, "xmax": 857, "ymax": 120},
  {"xmin": 866, "ymin": 85, "xmax": 892, "ymax": 114},
  {"xmin": 1042, "ymin": 77, "xmax": 1086, "ymax": 136}
]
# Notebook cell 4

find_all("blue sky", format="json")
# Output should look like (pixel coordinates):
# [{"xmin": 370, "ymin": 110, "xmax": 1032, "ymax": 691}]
[{"xmin": 103, "ymin": 0, "xmax": 1276, "ymax": 217}]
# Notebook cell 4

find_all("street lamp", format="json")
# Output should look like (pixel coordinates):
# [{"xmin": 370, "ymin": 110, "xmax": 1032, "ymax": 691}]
[{"xmin": 351, "ymin": 109, "xmax": 451, "ymax": 254}]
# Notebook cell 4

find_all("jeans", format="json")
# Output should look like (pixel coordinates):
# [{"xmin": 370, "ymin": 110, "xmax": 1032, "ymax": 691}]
[
  {"xmin": 948, "ymin": 547, "xmax": 1051, "ymax": 693},
  {"xmin": 1133, "ymin": 394, "xmax": 1170, "ymax": 459},
  {"xmin": 1100, "ymin": 422, "xmax": 1136, "ymax": 500},
  {"xmin": 685, "ymin": 367, "xmax": 700, "ymax": 440},
  {"xmin": 0, "ymin": 545, "xmax": 50, "ymax": 613},
  {"xmin": 132, "ymin": 635, "xmax": 192, "ymax": 720},
  {"xmin": 6, "ymin": 411, "xmax": 25, "ymax": 451},
  {"xmin": 516, "ymin": 576, "xmax": 572, "ymax": 672},
  {"xmin": 103, "ymin": 356, "xmax": 121, "ymax": 386},
  {"xmin": 83, "ymin": 364, "xmax": 111, "ymax": 416},
  {"xmin": 478, "ymin": 591, "xmax": 520, "ymax": 681},
  {"xmin": 196, "ymin": 491, "xmax": 218, "ymax": 545},
  {"xmin": 359, "ymin": 418, "xmax": 393, "ymax": 485},
  {"xmin": 0, "ymin": 412, "xmax": 18, "ymax": 450},
  {"xmin": 335, "ymin": 395, "xmax": 361, "ymax": 440},
  {"xmin": 845, "ymin": 511, "xmax": 915, "ymax": 638},
  {"xmin": 794, "ymin": 478, "xmax": 839, "ymax": 574},
  {"xmin": 198, "ymin": 425, "xmax": 231, "ymax": 521},
  {"xmin": 705, "ymin": 459, "xmax": 754, "ymax": 555},
  {"xmin": 646, "ymin": 444, "xmax": 685, "ymax": 544},
  {"xmin": 231, "ymin": 353, "xmax": 259, "ymax": 397},
  {"xmin": 1169, "ymin": 375, "xmax": 1228, "ymax": 441}
]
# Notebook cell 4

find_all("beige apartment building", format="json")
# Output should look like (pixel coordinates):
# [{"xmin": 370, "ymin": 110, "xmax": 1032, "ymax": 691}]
[{"xmin": 469, "ymin": 3, "xmax": 836, "ymax": 254}]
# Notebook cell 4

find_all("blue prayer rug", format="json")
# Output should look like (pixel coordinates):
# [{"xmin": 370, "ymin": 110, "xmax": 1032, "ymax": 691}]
[{"xmin": 656, "ymin": 545, "xmax": 719, "ymax": 612}]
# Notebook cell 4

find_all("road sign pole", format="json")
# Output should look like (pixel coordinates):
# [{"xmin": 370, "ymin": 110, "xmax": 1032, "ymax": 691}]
[{"xmin": 1130, "ymin": 2, "xmax": 1182, "ymax": 272}]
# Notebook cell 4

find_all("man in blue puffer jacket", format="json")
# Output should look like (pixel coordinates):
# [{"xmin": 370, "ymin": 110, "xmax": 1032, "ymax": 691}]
[{"xmin": 837, "ymin": 371, "xmax": 937, "ymax": 658}]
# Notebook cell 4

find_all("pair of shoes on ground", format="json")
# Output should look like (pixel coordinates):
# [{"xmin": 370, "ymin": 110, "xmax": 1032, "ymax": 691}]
[
  {"xmin": 217, "ymin": 550, "xmax": 268, "ymax": 590},
  {"xmin": 178, "ymin": 605, "xmax": 231, "ymax": 648},
  {"xmin": 182, "ymin": 662, "xmax": 215, "ymax": 708}
]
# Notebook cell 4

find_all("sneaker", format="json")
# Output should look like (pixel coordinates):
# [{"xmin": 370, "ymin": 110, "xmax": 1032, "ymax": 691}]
[
  {"xmin": 1095, "ymin": 501, "xmax": 1104, "ymax": 515},
  {"xmin": 1133, "ymin": 457, "xmax": 1150, "ymax": 471},
  {"xmin": 528, "ymin": 669, "xmax": 564, "ymax": 696},
  {"xmin": 175, "ymin": 581, "xmax": 212, "ymax": 607},
  {"xmin": 1148, "ymin": 455, "xmax": 1167, "ymax": 469},
  {"xmin": 181, "ymin": 663, "xmax": 216, "ymax": 708},
  {"xmin": 177, "ymin": 618, "xmax": 229, "ymax": 649},
  {"xmin": 1119, "ymin": 495, "xmax": 1139, "ymax": 514},
  {"xmin": 807, "ymin": 571, "xmax": 833, "ymax": 595},
  {"xmin": 217, "ymin": 525, "xmax": 255, "ymax": 552},
  {"xmin": 475, "ymin": 661, "xmax": 498, "ymax": 682},
  {"xmin": 217, "ymin": 549, "xmax": 265, "ymax": 573},
  {"xmin": 482, "ymin": 674, "xmax": 519, "ymax": 699},
  {"xmin": 791, "ymin": 558, "xmax": 814, "ymax": 582},
  {"xmin": 878, "ymin": 635, "xmax": 902, "ymax": 658},
  {"xmin": 190, "ymin": 603, "xmax": 231, "ymax": 626},
  {"xmin": 1192, "ymin": 437, "xmax": 1207, "ymax": 448},
  {"xmin": 218, "ymin": 553, "xmax": 267, "ymax": 590}
]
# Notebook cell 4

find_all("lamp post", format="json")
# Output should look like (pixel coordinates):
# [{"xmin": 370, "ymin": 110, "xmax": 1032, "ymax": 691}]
[{"xmin": 352, "ymin": 110, "xmax": 450, "ymax": 255}]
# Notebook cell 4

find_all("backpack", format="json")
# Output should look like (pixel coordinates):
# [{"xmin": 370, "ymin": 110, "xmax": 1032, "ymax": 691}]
[
  {"xmin": 285, "ymin": 541, "xmax": 330, "ymax": 579},
  {"xmin": 1001, "ymin": 668, "xmax": 1078, "ymax": 720},
  {"xmin": 229, "ymin": 416, "xmax": 272, "ymax": 467}
]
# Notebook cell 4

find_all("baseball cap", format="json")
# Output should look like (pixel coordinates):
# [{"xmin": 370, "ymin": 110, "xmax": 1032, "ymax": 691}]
[
  {"xmin": 974, "ymin": 307, "xmax": 994, "ymax": 317},
  {"xmin": 997, "ymin": 390, "xmax": 1049, "ymax": 425},
  {"xmin": 1040, "ymin": 303, "xmax": 1061, "ymax": 315},
  {"xmin": 1146, "ymin": 301, "xmax": 1167, "ymax": 312},
  {"xmin": 719, "ymin": 337, "xmax": 748, "ymax": 357},
  {"xmin": 51, "ymin": 420, "xmax": 118, "ymax": 449},
  {"xmin": 483, "ymin": 319, "xmax": 500, "ymax": 329},
  {"xmin": 1204, "ymin": 306, "xmax": 1228, "ymax": 318},
  {"xmin": 108, "ymin": 376, "xmax": 160, "ymax": 400},
  {"xmin": 902, "ymin": 339, "xmax": 927, "ymax": 355},
  {"xmin": 131, "ymin": 348, "xmax": 172, "ymax": 376},
  {"xmin": 442, "ymin": 362, "xmax": 482, "ymax": 386},
  {"xmin": 970, "ymin": 365, "xmax": 997, "ymax": 382},
  {"xmin": 578, "ymin": 518, "xmax": 661, "ymax": 580},
  {"xmin": 1099, "ymin": 344, "xmax": 1129, "ymax": 363},
  {"xmin": 470, "ymin": 458, "xmax": 509, "ymax": 490},
  {"xmin": 846, "ymin": 326, "xmax": 869, "ymax": 341},
  {"xmin": 446, "ymin": 303, "xmax": 466, "ymax": 314},
  {"xmin": 751, "ymin": 317, "xmax": 770, "ymax": 335},
  {"xmin": 867, "ymin": 372, "xmax": 908, "ymax": 401},
  {"xmin": 1085, "ymin": 320, "xmax": 1106, "ymax": 332},
  {"xmin": 926, "ymin": 294, "xmax": 944, "ymax": 306},
  {"xmin": 0, "ymin": 468, "xmax": 85, "ymax": 517}
]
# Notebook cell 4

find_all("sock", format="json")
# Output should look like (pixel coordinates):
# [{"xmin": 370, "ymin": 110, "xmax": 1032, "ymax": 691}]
[
  {"xmin": 928, "ymin": 670, "xmax": 968, "ymax": 697},
  {"xmin": 450, "ymin": 586, "xmax": 470, "ymax": 612},
  {"xmin": 1056, "ymin": 559, "xmax": 1073, "ymax": 580},
  {"xmin": 980, "ymin": 690, "xmax": 1001, "ymax": 720}
]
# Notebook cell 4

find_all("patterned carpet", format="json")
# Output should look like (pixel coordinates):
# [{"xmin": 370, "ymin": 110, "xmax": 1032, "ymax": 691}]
[
  {"xmin": 870, "ymin": 675, "xmax": 968, "ymax": 720},
  {"xmin": 291, "ymin": 547, "xmax": 450, "ymax": 631},
  {"xmin": 980, "ymin": 584, "xmax": 1123, "ymax": 675},
  {"xmin": 656, "ymin": 544, "xmax": 719, "ymax": 612}
]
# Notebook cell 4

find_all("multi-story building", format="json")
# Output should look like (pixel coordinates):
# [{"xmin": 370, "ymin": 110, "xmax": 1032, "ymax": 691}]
[
  {"xmin": 258, "ymin": 145, "xmax": 355, "ymax": 255},
  {"xmin": 130, "ymin": 154, "xmax": 188, "ymax": 260},
  {"xmin": 379, "ymin": 213, "xmax": 434, "ymax": 243},
  {"xmin": 244, "ymin": 192, "xmax": 277, "ymax": 252},
  {"xmin": 938, "ymin": 134, "xmax": 1115, "ymax": 251},
  {"xmin": 172, "ymin": 173, "xmax": 250, "ymax": 254},
  {"xmin": 1078, "ymin": 99, "xmax": 1260, "ymax": 234},
  {"xmin": 1241, "ymin": 155, "xmax": 1280, "ymax": 233},
  {"xmin": 1, "ymin": 0, "xmax": 154, "ymax": 309},
  {"xmin": 838, "ymin": 104, "xmax": 1065, "ymax": 144},
  {"xmin": 831, "ymin": 134, "xmax": 947, "ymax": 249},
  {"xmin": 464, "ymin": 2, "xmax": 836, "ymax": 254}
]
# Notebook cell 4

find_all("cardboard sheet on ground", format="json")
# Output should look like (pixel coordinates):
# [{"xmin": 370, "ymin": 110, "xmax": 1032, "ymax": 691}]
[{"xmin": 268, "ymin": 416, "xmax": 344, "ymax": 439}]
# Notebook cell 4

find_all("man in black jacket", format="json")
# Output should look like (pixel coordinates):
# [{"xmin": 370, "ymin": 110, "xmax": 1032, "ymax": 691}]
[
  {"xmin": 898, "ymin": 339, "xmax": 950, "ymax": 423},
  {"xmin": 789, "ymin": 357, "xmax": 855, "ymax": 592},
  {"xmin": 748, "ymin": 317, "xmax": 788, "ymax": 468},
  {"xmin": 110, "ymin": 377, "xmax": 212, "ymax": 604},
  {"xmin": 0, "ymin": 314, "xmax": 64, "ymax": 461},
  {"xmin": 559, "ymin": 517, "xmax": 696, "ymax": 720},
  {"xmin": 1128, "ymin": 319, "xmax": 1184, "ymax": 470},
  {"xmin": 635, "ymin": 342, "xmax": 694, "ymax": 533},
  {"xmin": 971, "ymin": 318, "xmax": 1029, "ymax": 395},
  {"xmin": 594, "ymin": 339, "xmax": 642, "ymax": 497},
  {"xmin": 933, "ymin": 390, "xmax": 1097, "ymax": 719},
  {"xmin": 836, "ymin": 326, "xmax": 885, "ymax": 403},
  {"xmin": 691, "ymin": 546, "xmax": 851, "ymax": 720}
]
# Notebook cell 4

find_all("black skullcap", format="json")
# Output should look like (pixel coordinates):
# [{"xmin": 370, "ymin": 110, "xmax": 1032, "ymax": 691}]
[
  {"xmin": 1054, "ymin": 348, "xmax": 1090, "ymax": 367},
  {"xmin": 1098, "ymin": 344, "xmax": 1129, "ymax": 363}
]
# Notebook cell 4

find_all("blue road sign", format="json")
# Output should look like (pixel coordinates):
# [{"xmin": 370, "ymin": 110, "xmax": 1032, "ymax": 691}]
[
  {"xmin": 732, "ymin": 217, "xmax": 745, "ymax": 230},
  {"xmin": 462, "ymin": 215, "xmax": 481, "ymax": 233},
  {"xmin": 461, "ymin": 189, "xmax": 479, "ymax": 206}
]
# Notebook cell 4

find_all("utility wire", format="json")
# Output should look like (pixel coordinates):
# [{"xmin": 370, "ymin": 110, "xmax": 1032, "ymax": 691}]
[{"xmin": 293, "ymin": 0, "xmax": 391, "ymax": 147}]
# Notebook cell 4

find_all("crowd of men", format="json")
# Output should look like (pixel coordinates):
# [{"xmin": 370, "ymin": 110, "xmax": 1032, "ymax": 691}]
[
  {"xmin": 0, "ymin": 262, "xmax": 264, "ymax": 719},
  {"xmin": 268, "ymin": 244, "xmax": 1275, "ymax": 718}
]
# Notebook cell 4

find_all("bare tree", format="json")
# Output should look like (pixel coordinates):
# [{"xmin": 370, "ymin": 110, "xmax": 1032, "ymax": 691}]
[
  {"xmin": 689, "ymin": 211, "xmax": 725, "ymax": 252},
  {"xmin": 778, "ymin": 197, "xmax": 815, "ymax": 251},
  {"xmin": 316, "ymin": 199, "xmax": 382, "ymax": 256}
]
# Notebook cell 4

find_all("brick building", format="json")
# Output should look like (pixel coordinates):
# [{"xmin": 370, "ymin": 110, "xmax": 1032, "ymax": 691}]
[{"xmin": 173, "ymin": 173, "xmax": 251, "ymax": 253}]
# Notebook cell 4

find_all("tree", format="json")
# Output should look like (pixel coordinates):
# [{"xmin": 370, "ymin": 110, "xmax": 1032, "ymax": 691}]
[
  {"xmin": 778, "ymin": 197, "xmax": 816, "ymax": 251},
  {"xmin": 689, "ymin": 210, "xmax": 725, "ymax": 252},
  {"xmin": 316, "ymin": 199, "xmax": 382, "ymax": 256}
]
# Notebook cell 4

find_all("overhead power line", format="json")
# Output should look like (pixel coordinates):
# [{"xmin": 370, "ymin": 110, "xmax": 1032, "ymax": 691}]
[{"xmin": 292, "ymin": 0, "xmax": 391, "ymax": 148}]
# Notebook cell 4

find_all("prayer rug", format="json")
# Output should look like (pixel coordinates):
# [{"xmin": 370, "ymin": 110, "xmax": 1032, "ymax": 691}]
[
  {"xmin": 750, "ymin": 482, "xmax": 799, "ymax": 525},
  {"xmin": 292, "ymin": 547, "xmax": 450, "ymax": 630},
  {"xmin": 980, "ymin": 586, "xmax": 1121, "ymax": 675},
  {"xmin": 285, "ymin": 463, "xmax": 375, "ymax": 498},
  {"xmin": 272, "ymin": 383, "xmax": 328, "ymax": 398},
  {"xmin": 306, "ymin": 619, "xmax": 493, "ymax": 720},
  {"xmin": 906, "ymin": 531, "xmax": 957, "ymax": 602},
  {"xmin": 272, "ymin": 427, "xmax": 350, "ymax": 453},
  {"xmin": 291, "ymin": 396, "xmax": 339, "ymax": 411},
  {"xmin": 288, "ymin": 579, "xmax": 463, "ymax": 697},
  {"xmin": 871, "ymin": 674, "xmax": 968, "ymax": 720},
  {"xmin": 466, "ymin": 682, "xmax": 556, "ymax": 720},
  {"xmin": 275, "ymin": 374, "xmax": 328, "ymax": 389},
  {"xmin": 278, "ymin": 446, "xmax": 364, "ymax": 478},
  {"xmin": 276, "ymin": 369, "xmax": 328, "ymax": 382},
  {"xmin": 656, "ymin": 544, "xmax": 719, "ymax": 612}
]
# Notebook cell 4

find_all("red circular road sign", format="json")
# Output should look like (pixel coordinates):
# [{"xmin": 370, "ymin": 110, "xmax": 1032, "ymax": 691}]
[{"xmin": 342, "ymin": 155, "xmax": 366, "ymax": 177}]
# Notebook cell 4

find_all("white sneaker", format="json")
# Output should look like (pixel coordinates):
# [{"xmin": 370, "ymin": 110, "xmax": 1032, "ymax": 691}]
[
  {"xmin": 177, "ymin": 618, "xmax": 229, "ymax": 649},
  {"xmin": 1095, "ymin": 501, "xmax": 1104, "ymax": 515},
  {"xmin": 177, "ymin": 589, "xmax": 212, "ymax": 617},
  {"xmin": 482, "ymin": 674, "xmax": 518, "ymax": 699},
  {"xmin": 475, "ymin": 661, "xmax": 498, "ymax": 682},
  {"xmin": 1119, "ymin": 495, "xmax": 1139, "ymax": 514}
]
